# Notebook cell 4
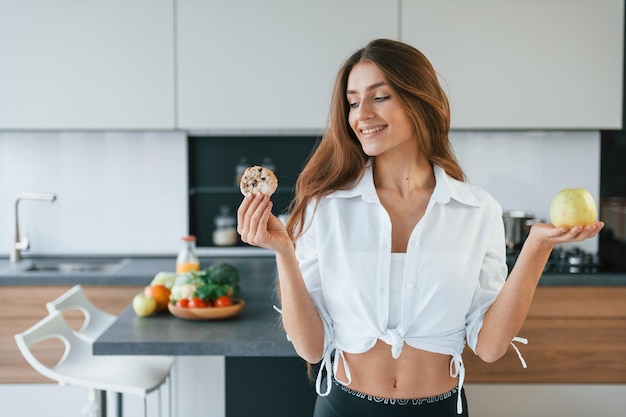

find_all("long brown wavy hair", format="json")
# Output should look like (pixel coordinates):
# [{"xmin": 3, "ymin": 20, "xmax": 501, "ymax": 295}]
[{"xmin": 286, "ymin": 38, "xmax": 465, "ymax": 241}]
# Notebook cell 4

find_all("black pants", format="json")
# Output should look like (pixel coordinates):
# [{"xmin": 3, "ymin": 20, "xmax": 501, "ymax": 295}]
[{"xmin": 313, "ymin": 379, "xmax": 468, "ymax": 417}]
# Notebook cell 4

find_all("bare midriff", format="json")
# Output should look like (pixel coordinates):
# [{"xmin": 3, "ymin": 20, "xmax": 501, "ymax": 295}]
[{"xmin": 334, "ymin": 340, "xmax": 457, "ymax": 399}]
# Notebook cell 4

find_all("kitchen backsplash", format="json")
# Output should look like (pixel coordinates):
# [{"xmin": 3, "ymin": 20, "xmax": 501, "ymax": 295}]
[
  {"xmin": 0, "ymin": 130, "xmax": 599, "ymax": 255},
  {"xmin": 0, "ymin": 131, "xmax": 187, "ymax": 255},
  {"xmin": 450, "ymin": 130, "xmax": 600, "ymax": 236}
]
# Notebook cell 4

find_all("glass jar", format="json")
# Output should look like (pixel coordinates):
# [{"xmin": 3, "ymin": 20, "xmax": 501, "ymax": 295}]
[
  {"xmin": 176, "ymin": 235, "xmax": 200, "ymax": 273},
  {"xmin": 213, "ymin": 206, "xmax": 238, "ymax": 246}
]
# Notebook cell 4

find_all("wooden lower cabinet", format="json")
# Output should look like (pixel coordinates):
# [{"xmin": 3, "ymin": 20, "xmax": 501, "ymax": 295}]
[
  {"xmin": 464, "ymin": 286, "xmax": 626, "ymax": 383},
  {"xmin": 2, "ymin": 285, "xmax": 625, "ymax": 385},
  {"xmin": 0, "ymin": 285, "xmax": 142, "ymax": 384}
]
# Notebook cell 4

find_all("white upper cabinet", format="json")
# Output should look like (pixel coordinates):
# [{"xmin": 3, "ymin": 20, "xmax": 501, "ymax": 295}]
[
  {"xmin": 176, "ymin": 0, "xmax": 398, "ymax": 131},
  {"xmin": 0, "ymin": 0, "xmax": 175, "ymax": 130},
  {"xmin": 402, "ymin": 0, "xmax": 624, "ymax": 129},
  {"xmin": 2, "ymin": 1, "xmax": 621, "ymax": 131}
]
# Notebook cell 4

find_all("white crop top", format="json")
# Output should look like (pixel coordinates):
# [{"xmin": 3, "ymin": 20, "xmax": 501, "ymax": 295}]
[
  {"xmin": 290, "ymin": 161, "xmax": 527, "ymax": 414},
  {"xmin": 387, "ymin": 254, "xmax": 405, "ymax": 329}
]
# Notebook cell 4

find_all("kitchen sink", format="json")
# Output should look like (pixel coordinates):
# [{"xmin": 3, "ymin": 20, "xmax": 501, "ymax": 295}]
[{"xmin": 4, "ymin": 257, "xmax": 130, "ymax": 275}]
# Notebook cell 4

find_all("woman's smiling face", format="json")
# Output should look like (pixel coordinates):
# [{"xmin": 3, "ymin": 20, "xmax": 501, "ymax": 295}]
[{"xmin": 346, "ymin": 62, "xmax": 416, "ymax": 157}]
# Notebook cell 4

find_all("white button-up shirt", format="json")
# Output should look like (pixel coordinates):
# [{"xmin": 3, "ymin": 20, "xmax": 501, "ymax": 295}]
[{"xmin": 294, "ymin": 161, "xmax": 509, "ymax": 411}]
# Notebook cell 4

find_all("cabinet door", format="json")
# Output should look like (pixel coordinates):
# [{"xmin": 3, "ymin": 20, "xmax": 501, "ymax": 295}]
[
  {"xmin": 177, "ymin": 0, "xmax": 398, "ymax": 131},
  {"xmin": 0, "ymin": 0, "xmax": 175, "ymax": 129},
  {"xmin": 464, "ymin": 286, "xmax": 626, "ymax": 383},
  {"xmin": 402, "ymin": 0, "xmax": 623, "ymax": 129}
]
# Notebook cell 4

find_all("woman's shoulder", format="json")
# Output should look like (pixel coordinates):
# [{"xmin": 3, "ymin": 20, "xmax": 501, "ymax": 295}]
[
  {"xmin": 442, "ymin": 171, "xmax": 502, "ymax": 213},
  {"xmin": 460, "ymin": 178, "xmax": 498, "ymax": 202}
]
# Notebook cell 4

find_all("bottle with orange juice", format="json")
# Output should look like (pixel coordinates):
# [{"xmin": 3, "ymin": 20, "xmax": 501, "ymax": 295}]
[{"xmin": 176, "ymin": 235, "xmax": 200, "ymax": 274}]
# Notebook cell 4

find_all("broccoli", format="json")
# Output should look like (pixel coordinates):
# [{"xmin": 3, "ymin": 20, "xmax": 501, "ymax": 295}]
[
  {"xmin": 197, "ymin": 262, "xmax": 240, "ymax": 299},
  {"xmin": 203, "ymin": 262, "xmax": 240, "ymax": 285}
]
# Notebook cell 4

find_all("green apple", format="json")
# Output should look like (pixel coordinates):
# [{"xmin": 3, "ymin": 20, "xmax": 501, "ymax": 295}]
[
  {"xmin": 132, "ymin": 293, "xmax": 157, "ymax": 317},
  {"xmin": 550, "ymin": 188, "xmax": 597, "ymax": 228}
]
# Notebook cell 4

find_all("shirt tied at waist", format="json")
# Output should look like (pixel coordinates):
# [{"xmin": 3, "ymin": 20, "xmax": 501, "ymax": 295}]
[{"xmin": 381, "ymin": 328, "xmax": 404, "ymax": 359}]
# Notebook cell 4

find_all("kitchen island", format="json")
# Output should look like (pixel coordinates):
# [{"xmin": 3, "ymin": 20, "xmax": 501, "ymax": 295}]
[
  {"xmin": 90, "ymin": 256, "xmax": 318, "ymax": 417},
  {"xmin": 0, "ymin": 255, "xmax": 317, "ymax": 416}
]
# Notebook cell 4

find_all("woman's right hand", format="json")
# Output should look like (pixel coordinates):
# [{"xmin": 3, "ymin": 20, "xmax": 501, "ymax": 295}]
[{"xmin": 237, "ymin": 192, "xmax": 293, "ymax": 253}]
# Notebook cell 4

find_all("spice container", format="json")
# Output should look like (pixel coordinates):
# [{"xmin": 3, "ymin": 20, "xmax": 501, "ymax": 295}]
[
  {"xmin": 176, "ymin": 235, "xmax": 200, "ymax": 273},
  {"xmin": 213, "ymin": 206, "xmax": 238, "ymax": 246}
]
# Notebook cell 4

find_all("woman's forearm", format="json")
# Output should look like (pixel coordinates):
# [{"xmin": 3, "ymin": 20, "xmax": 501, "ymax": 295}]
[
  {"xmin": 275, "ymin": 249, "xmax": 326, "ymax": 364},
  {"xmin": 476, "ymin": 238, "xmax": 551, "ymax": 362}
]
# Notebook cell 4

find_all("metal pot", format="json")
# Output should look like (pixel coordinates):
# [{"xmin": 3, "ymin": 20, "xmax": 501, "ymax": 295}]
[{"xmin": 502, "ymin": 211, "xmax": 541, "ymax": 249}]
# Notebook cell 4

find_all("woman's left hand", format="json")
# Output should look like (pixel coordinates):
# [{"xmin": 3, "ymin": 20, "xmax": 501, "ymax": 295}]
[{"xmin": 526, "ymin": 221, "xmax": 604, "ymax": 251}]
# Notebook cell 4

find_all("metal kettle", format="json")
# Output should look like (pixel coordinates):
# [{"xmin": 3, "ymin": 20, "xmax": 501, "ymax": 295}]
[{"xmin": 502, "ymin": 211, "xmax": 542, "ymax": 249}]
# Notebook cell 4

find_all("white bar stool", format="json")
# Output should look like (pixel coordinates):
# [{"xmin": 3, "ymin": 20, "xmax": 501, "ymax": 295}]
[{"xmin": 15, "ymin": 311, "xmax": 172, "ymax": 417}]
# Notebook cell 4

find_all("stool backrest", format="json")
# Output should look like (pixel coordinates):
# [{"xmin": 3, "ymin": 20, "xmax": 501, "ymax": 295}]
[
  {"xmin": 46, "ymin": 285, "xmax": 116, "ymax": 341},
  {"xmin": 14, "ymin": 311, "xmax": 93, "ymax": 384}
]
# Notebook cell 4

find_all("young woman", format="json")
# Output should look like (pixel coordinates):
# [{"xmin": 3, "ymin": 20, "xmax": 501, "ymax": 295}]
[{"xmin": 237, "ymin": 39, "xmax": 603, "ymax": 417}]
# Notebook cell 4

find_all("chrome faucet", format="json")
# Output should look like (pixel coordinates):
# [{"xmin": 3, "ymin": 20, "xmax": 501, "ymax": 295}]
[{"xmin": 11, "ymin": 192, "xmax": 57, "ymax": 263}]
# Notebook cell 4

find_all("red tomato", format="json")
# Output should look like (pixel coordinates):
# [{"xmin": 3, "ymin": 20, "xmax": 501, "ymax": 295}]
[
  {"xmin": 188, "ymin": 297, "xmax": 210, "ymax": 308},
  {"xmin": 175, "ymin": 298, "xmax": 189, "ymax": 308},
  {"xmin": 214, "ymin": 295, "xmax": 233, "ymax": 308}
]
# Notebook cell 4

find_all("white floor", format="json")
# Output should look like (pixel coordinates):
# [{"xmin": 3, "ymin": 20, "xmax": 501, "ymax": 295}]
[
  {"xmin": 0, "ymin": 356, "xmax": 224, "ymax": 417},
  {"xmin": 1, "ymin": 381, "xmax": 624, "ymax": 417},
  {"xmin": 465, "ymin": 384, "xmax": 626, "ymax": 417},
  {"xmin": 0, "ymin": 384, "xmax": 161, "ymax": 417}
]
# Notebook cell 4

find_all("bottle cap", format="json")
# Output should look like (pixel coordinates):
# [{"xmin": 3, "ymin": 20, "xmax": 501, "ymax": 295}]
[{"xmin": 181, "ymin": 235, "xmax": 196, "ymax": 242}]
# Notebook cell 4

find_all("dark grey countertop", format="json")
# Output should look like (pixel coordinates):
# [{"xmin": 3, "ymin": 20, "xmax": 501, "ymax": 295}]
[
  {"xmin": 93, "ymin": 256, "xmax": 296, "ymax": 356},
  {"xmin": 538, "ymin": 272, "xmax": 626, "ymax": 286},
  {"xmin": 0, "ymin": 250, "xmax": 271, "ymax": 286},
  {"xmin": 0, "ymin": 256, "xmax": 175, "ymax": 286}
]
